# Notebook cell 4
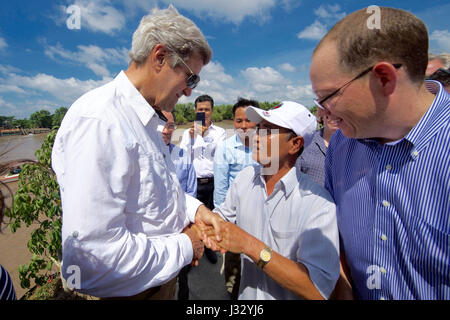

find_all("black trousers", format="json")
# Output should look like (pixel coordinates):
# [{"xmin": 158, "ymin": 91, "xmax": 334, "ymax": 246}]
[
  {"xmin": 196, "ymin": 178, "xmax": 214, "ymax": 210},
  {"xmin": 178, "ymin": 178, "xmax": 214, "ymax": 300}
]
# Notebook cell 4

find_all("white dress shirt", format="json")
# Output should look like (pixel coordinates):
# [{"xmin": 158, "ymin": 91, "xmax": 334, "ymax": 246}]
[
  {"xmin": 52, "ymin": 71, "xmax": 202, "ymax": 298},
  {"xmin": 179, "ymin": 123, "xmax": 226, "ymax": 178},
  {"xmin": 214, "ymin": 165, "xmax": 340, "ymax": 300}
]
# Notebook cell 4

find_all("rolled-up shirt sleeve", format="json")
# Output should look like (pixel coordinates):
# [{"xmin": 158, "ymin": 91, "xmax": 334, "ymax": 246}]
[
  {"xmin": 53, "ymin": 117, "xmax": 193, "ymax": 298},
  {"xmin": 296, "ymin": 198, "xmax": 340, "ymax": 299}
]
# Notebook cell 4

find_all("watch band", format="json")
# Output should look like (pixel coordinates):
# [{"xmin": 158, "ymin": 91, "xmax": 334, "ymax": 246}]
[{"xmin": 257, "ymin": 246, "xmax": 273, "ymax": 269}]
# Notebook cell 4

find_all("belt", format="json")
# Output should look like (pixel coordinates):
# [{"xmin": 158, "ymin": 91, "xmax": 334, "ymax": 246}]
[{"xmin": 197, "ymin": 177, "xmax": 214, "ymax": 184}]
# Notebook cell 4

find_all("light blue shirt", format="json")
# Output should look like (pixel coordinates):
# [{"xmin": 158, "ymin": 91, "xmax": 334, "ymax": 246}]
[
  {"xmin": 213, "ymin": 134, "xmax": 257, "ymax": 208},
  {"xmin": 325, "ymin": 81, "xmax": 450, "ymax": 300},
  {"xmin": 168, "ymin": 143, "xmax": 197, "ymax": 198},
  {"xmin": 214, "ymin": 165, "xmax": 340, "ymax": 300}
]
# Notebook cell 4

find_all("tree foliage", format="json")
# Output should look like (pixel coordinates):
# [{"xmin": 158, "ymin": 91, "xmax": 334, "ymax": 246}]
[
  {"xmin": 5, "ymin": 129, "xmax": 62, "ymax": 289},
  {"xmin": 172, "ymin": 101, "xmax": 289, "ymax": 124},
  {"xmin": 0, "ymin": 107, "xmax": 68, "ymax": 129}
]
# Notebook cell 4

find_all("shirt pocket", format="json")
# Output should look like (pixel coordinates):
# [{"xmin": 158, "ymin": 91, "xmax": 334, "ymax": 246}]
[
  {"xmin": 128, "ymin": 152, "xmax": 175, "ymax": 222},
  {"xmin": 269, "ymin": 218, "xmax": 299, "ymax": 258}
]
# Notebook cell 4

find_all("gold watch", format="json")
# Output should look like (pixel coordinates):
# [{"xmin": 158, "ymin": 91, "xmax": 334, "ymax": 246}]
[{"xmin": 257, "ymin": 246, "xmax": 272, "ymax": 269}]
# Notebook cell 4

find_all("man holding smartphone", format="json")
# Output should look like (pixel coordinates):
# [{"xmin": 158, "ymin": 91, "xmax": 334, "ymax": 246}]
[{"xmin": 180, "ymin": 95, "xmax": 226, "ymax": 263}]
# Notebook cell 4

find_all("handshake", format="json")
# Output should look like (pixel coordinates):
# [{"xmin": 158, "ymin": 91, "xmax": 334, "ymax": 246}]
[{"xmin": 182, "ymin": 205, "xmax": 250, "ymax": 266}]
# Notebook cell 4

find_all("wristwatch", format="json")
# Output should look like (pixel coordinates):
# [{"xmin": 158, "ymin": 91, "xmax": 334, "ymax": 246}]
[{"xmin": 257, "ymin": 246, "xmax": 273, "ymax": 269}]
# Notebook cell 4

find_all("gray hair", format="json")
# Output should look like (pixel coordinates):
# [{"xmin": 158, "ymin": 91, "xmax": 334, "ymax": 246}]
[
  {"xmin": 429, "ymin": 53, "xmax": 450, "ymax": 69},
  {"xmin": 129, "ymin": 5, "xmax": 212, "ymax": 68}
]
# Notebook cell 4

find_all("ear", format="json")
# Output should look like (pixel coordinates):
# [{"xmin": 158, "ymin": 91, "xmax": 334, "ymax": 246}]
[
  {"xmin": 149, "ymin": 44, "xmax": 168, "ymax": 72},
  {"xmin": 289, "ymin": 136, "xmax": 304, "ymax": 156},
  {"xmin": 371, "ymin": 62, "xmax": 398, "ymax": 96}
]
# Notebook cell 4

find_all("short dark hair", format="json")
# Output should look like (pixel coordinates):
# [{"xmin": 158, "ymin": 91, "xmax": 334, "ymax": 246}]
[
  {"xmin": 315, "ymin": 7, "xmax": 429, "ymax": 84},
  {"xmin": 195, "ymin": 95, "xmax": 214, "ymax": 109},
  {"xmin": 232, "ymin": 97, "xmax": 260, "ymax": 115}
]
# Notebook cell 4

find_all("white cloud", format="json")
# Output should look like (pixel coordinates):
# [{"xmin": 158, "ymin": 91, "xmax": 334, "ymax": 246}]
[
  {"xmin": 430, "ymin": 29, "xmax": 450, "ymax": 52},
  {"xmin": 297, "ymin": 4, "xmax": 346, "ymax": 41},
  {"xmin": 297, "ymin": 20, "xmax": 327, "ymax": 40},
  {"xmin": 44, "ymin": 43, "xmax": 129, "ymax": 77},
  {"xmin": 0, "ymin": 84, "xmax": 26, "ymax": 94},
  {"xmin": 279, "ymin": 63, "xmax": 296, "ymax": 72},
  {"xmin": 314, "ymin": 4, "xmax": 345, "ymax": 20},
  {"xmin": 200, "ymin": 61, "xmax": 234, "ymax": 84},
  {"xmin": 125, "ymin": 0, "xmax": 277, "ymax": 25},
  {"xmin": 0, "ymin": 97, "xmax": 20, "ymax": 116},
  {"xmin": 242, "ymin": 67, "xmax": 285, "ymax": 86},
  {"xmin": 60, "ymin": 0, "xmax": 126, "ymax": 35},
  {"xmin": 0, "ymin": 37, "xmax": 7, "ymax": 51},
  {"xmin": 3, "ymin": 72, "xmax": 112, "ymax": 106}
]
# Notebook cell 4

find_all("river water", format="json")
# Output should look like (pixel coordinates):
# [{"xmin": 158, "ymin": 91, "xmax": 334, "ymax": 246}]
[
  {"xmin": 0, "ymin": 133, "xmax": 48, "ymax": 163},
  {"xmin": 0, "ymin": 120, "xmax": 236, "ymax": 163}
]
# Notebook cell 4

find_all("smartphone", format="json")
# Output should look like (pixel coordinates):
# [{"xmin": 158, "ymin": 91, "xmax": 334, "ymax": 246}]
[{"xmin": 195, "ymin": 112, "xmax": 206, "ymax": 126}]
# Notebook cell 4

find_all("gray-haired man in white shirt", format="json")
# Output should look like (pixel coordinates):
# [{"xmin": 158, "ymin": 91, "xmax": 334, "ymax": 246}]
[
  {"xmin": 210, "ymin": 101, "xmax": 340, "ymax": 299},
  {"xmin": 52, "ymin": 6, "xmax": 222, "ymax": 299}
]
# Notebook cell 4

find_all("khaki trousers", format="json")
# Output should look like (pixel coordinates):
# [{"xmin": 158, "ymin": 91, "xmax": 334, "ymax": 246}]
[{"xmin": 101, "ymin": 277, "xmax": 177, "ymax": 300}]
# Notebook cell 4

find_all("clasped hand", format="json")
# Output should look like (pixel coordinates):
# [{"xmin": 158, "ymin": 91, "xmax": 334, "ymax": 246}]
[{"xmin": 184, "ymin": 205, "xmax": 251, "ymax": 266}]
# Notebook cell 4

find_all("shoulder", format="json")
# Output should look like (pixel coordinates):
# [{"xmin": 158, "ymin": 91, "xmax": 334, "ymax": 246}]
[
  {"xmin": 296, "ymin": 169, "xmax": 335, "ymax": 206},
  {"xmin": 234, "ymin": 164, "xmax": 260, "ymax": 184},
  {"xmin": 211, "ymin": 124, "xmax": 226, "ymax": 136}
]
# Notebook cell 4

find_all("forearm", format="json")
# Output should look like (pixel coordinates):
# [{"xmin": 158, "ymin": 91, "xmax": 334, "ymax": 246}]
[{"xmin": 242, "ymin": 235, "xmax": 324, "ymax": 300}]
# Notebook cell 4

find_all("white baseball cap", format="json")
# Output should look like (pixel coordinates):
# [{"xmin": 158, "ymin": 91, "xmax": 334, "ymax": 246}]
[{"xmin": 246, "ymin": 101, "xmax": 317, "ymax": 148}]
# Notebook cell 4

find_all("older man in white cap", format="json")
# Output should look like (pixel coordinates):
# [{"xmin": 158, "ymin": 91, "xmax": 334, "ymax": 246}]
[{"xmin": 211, "ymin": 101, "xmax": 340, "ymax": 300}]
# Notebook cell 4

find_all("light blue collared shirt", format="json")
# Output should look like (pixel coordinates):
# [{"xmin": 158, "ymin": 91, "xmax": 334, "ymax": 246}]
[
  {"xmin": 215, "ymin": 165, "xmax": 340, "ymax": 300},
  {"xmin": 325, "ymin": 81, "xmax": 450, "ymax": 300},
  {"xmin": 168, "ymin": 143, "xmax": 197, "ymax": 198},
  {"xmin": 213, "ymin": 134, "xmax": 257, "ymax": 208}
]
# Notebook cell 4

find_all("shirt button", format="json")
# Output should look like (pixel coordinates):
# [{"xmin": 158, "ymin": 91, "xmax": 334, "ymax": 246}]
[
  {"xmin": 385, "ymin": 164, "xmax": 392, "ymax": 170},
  {"xmin": 412, "ymin": 150, "xmax": 419, "ymax": 157},
  {"xmin": 380, "ymin": 267, "xmax": 387, "ymax": 274},
  {"xmin": 379, "ymin": 297, "xmax": 386, "ymax": 300},
  {"xmin": 381, "ymin": 234, "xmax": 388, "ymax": 241},
  {"xmin": 382, "ymin": 200, "xmax": 390, "ymax": 207},
  {"xmin": 72, "ymin": 231, "xmax": 79, "ymax": 238}
]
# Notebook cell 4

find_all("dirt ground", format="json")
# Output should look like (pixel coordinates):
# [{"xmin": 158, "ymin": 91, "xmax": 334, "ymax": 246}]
[{"xmin": 0, "ymin": 181, "xmax": 59, "ymax": 299}]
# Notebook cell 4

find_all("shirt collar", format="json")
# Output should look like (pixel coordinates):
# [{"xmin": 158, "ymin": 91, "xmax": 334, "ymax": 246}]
[
  {"xmin": 114, "ymin": 70, "xmax": 157, "ymax": 126},
  {"xmin": 253, "ymin": 165, "xmax": 298, "ymax": 197},
  {"xmin": 358, "ymin": 80, "xmax": 450, "ymax": 154},
  {"xmin": 403, "ymin": 80, "xmax": 450, "ymax": 152}
]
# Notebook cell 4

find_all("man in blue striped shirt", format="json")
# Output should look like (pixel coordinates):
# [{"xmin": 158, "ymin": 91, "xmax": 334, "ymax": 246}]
[{"xmin": 310, "ymin": 7, "xmax": 449, "ymax": 299}]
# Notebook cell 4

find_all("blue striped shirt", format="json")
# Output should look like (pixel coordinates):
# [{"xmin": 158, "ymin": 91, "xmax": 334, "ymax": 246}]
[
  {"xmin": 325, "ymin": 81, "xmax": 450, "ymax": 300},
  {"xmin": 296, "ymin": 128, "xmax": 328, "ymax": 187},
  {"xmin": 0, "ymin": 264, "xmax": 16, "ymax": 300}
]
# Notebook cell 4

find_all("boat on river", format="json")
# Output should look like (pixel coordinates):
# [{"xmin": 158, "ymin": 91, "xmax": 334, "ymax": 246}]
[{"xmin": 0, "ymin": 173, "xmax": 19, "ymax": 183}]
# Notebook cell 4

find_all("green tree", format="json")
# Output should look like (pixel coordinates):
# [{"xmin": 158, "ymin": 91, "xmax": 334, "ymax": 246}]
[
  {"xmin": 30, "ymin": 110, "xmax": 52, "ymax": 128},
  {"xmin": 6, "ymin": 129, "xmax": 62, "ymax": 289},
  {"xmin": 0, "ymin": 116, "xmax": 15, "ymax": 129},
  {"xmin": 52, "ymin": 107, "xmax": 68, "ymax": 127},
  {"xmin": 12, "ymin": 118, "xmax": 32, "ymax": 129}
]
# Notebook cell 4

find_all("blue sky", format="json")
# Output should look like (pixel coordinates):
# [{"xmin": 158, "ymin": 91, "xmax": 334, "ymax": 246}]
[{"xmin": 0, "ymin": 0, "xmax": 449, "ymax": 118}]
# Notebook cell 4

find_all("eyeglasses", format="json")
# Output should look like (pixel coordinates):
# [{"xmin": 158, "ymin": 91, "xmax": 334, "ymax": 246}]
[
  {"xmin": 172, "ymin": 52, "xmax": 200, "ymax": 89},
  {"xmin": 314, "ymin": 63, "xmax": 402, "ymax": 111}
]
